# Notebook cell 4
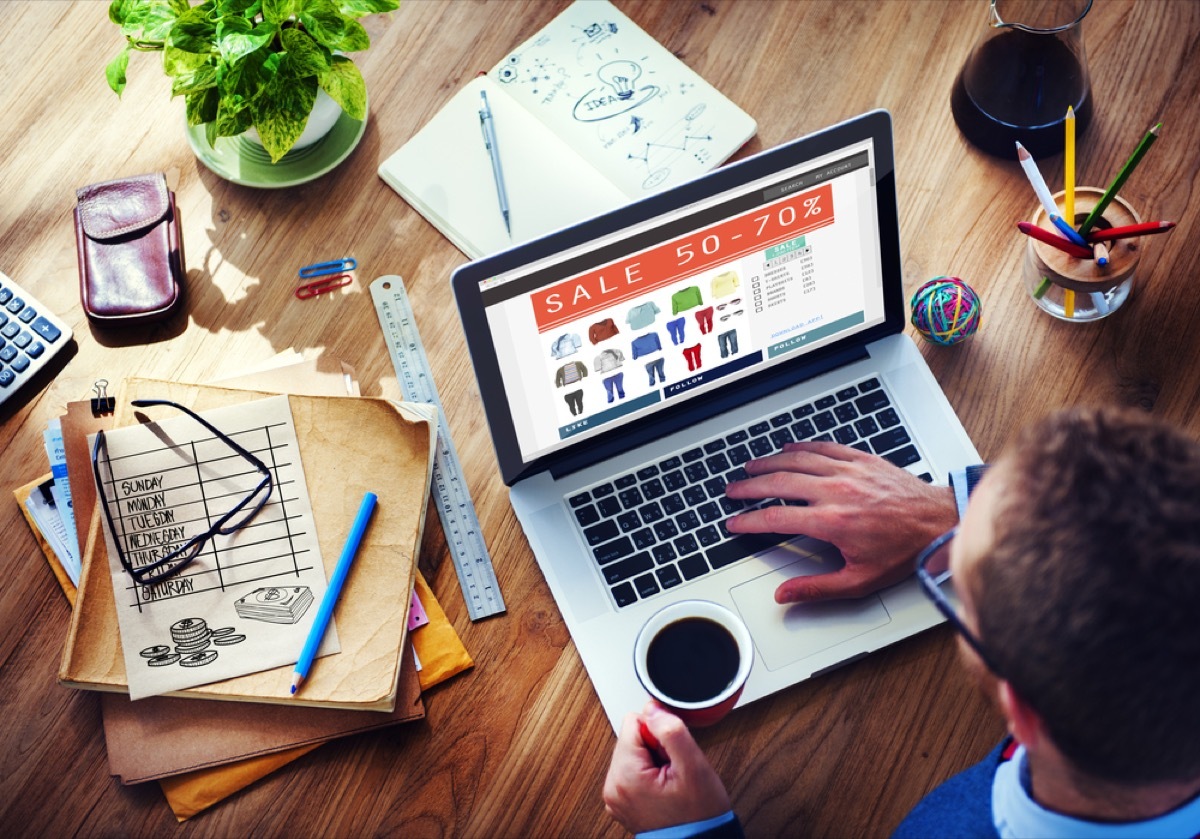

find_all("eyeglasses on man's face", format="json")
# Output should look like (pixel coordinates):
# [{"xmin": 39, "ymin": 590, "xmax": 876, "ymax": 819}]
[
  {"xmin": 914, "ymin": 526, "xmax": 1003, "ymax": 675},
  {"xmin": 92, "ymin": 399, "xmax": 273, "ymax": 586}
]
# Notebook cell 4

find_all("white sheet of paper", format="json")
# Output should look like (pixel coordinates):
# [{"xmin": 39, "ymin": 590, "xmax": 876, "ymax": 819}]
[{"xmin": 90, "ymin": 395, "xmax": 334, "ymax": 700}]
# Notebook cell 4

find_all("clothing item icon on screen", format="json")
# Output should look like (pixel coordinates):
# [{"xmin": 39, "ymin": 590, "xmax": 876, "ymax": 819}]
[
  {"xmin": 683, "ymin": 344, "xmax": 702, "ymax": 371},
  {"xmin": 719, "ymin": 309, "xmax": 744, "ymax": 322},
  {"xmin": 630, "ymin": 331, "xmax": 662, "ymax": 359},
  {"xmin": 603, "ymin": 372, "xmax": 626, "ymax": 402},
  {"xmin": 645, "ymin": 357, "xmax": 666, "ymax": 385},
  {"xmin": 626, "ymin": 301, "xmax": 661, "ymax": 330},
  {"xmin": 717, "ymin": 298, "xmax": 742, "ymax": 310},
  {"xmin": 718, "ymin": 329, "xmax": 739, "ymax": 358},
  {"xmin": 711, "ymin": 270, "xmax": 740, "ymax": 299},
  {"xmin": 594, "ymin": 347, "xmax": 625, "ymax": 372},
  {"xmin": 695, "ymin": 305, "xmax": 714, "ymax": 334},
  {"xmin": 550, "ymin": 332, "xmax": 582, "ymax": 359},
  {"xmin": 666, "ymin": 316, "xmax": 687, "ymax": 345},
  {"xmin": 555, "ymin": 360, "xmax": 589, "ymax": 387},
  {"xmin": 589, "ymin": 318, "xmax": 619, "ymax": 344},
  {"xmin": 671, "ymin": 286, "xmax": 703, "ymax": 314},
  {"xmin": 564, "ymin": 389, "xmax": 584, "ymax": 415}
]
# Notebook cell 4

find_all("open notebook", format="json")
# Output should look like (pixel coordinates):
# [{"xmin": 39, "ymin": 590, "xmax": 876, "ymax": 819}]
[{"xmin": 379, "ymin": 0, "xmax": 756, "ymax": 259}]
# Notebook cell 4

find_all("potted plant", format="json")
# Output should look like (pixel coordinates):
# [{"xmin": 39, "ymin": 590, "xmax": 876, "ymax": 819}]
[{"xmin": 105, "ymin": 0, "xmax": 399, "ymax": 163}]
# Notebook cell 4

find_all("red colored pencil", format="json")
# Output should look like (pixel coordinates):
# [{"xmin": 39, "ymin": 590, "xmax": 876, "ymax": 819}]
[
  {"xmin": 1085, "ymin": 221, "xmax": 1176, "ymax": 242},
  {"xmin": 1016, "ymin": 221, "xmax": 1094, "ymax": 259}
]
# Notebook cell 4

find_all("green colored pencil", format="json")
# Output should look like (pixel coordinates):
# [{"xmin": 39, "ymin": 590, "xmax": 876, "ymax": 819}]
[{"xmin": 1078, "ymin": 122, "xmax": 1161, "ymax": 236}]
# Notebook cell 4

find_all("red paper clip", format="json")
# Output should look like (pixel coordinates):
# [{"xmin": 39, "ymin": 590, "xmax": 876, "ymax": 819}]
[{"xmin": 295, "ymin": 273, "xmax": 352, "ymax": 299}]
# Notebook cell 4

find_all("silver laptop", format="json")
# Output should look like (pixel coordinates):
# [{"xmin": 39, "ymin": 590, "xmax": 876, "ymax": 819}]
[{"xmin": 452, "ymin": 110, "xmax": 979, "ymax": 731}]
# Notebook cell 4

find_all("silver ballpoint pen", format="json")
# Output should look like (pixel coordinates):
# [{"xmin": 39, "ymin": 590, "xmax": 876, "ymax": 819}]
[{"xmin": 478, "ymin": 90, "xmax": 511, "ymax": 236}]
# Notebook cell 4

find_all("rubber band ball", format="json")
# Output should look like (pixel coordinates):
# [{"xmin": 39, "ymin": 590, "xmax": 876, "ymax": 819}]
[{"xmin": 910, "ymin": 276, "xmax": 981, "ymax": 346}]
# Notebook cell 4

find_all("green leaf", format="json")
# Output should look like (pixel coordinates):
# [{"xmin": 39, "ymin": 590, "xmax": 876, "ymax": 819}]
[
  {"xmin": 213, "ymin": 94, "xmax": 254, "ymax": 137},
  {"xmin": 170, "ymin": 62, "xmax": 219, "ymax": 96},
  {"xmin": 169, "ymin": 7, "xmax": 219, "ymax": 54},
  {"xmin": 262, "ymin": 0, "xmax": 297, "ymax": 23},
  {"xmin": 163, "ymin": 44, "xmax": 211, "ymax": 76},
  {"xmin": 185, "ymin": 86, "xmax": 220, "ymax": 126},
  {"xmin": 109, "ymin": 0, "xmax": 135, "ymax": 26},
  {"xmin": 214, "ymin": 0, "xmax": 258, "ymax": 15},
  {"xmin": 279, "ymin": 27, "xmax": 329, "ymax": 78},
  {"xmin": 217, "ymin": 17, "xmax": 277, "ymax": 61},
  {"xmin": 336, "ymin": 0, "xmax": 399, "ymax": 17},
  {"xmin": 219, "ymin": 46, "xmax": 268, "ymax": 99},
  {"xmin": 119, "ymin": 1, "xmax": 178, "ymax": 43},
  {"xmin": 299, "ymin": 0, "xmax": 370, "ymax": 52},
  {"xmin": 251, "ymin": 72, "xmax": 318, "ymax": 162},
  {"xmin": 318, "ymin": 55, "xmax": 364, "ymax": 119},
  {"xmin": 105, "ymin": 45, "xmax": 131, "ymax": 95}
]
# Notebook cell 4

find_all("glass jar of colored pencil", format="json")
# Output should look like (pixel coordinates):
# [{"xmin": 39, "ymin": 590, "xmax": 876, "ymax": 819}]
[{"xmin": 1021, "ymin": 187, "xmax": 1141, "ymax": 321}]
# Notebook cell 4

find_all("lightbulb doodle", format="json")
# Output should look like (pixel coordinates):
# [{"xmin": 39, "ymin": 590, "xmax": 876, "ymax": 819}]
[{"xmin": 572, "ymin": 60, "xmax": 660, "ymax": 122}]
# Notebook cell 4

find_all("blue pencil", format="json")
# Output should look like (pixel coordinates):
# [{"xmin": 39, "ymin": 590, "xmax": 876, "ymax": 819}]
[
  {"xmin": 291, "ymin": 492, "xmax": 378, "ymax": 694},
  {"xmin": 1050, "ymin": 214, "xmax": 1089, "ymax": 248}
]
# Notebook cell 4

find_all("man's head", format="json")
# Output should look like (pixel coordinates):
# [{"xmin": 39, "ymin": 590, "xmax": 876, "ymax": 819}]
[{"xmin": 951, "ymin": 407, "xmax": 1200, "ymax": 785}]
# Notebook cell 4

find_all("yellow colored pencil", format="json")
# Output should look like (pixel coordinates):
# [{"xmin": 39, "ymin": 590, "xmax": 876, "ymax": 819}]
[
  {"xmin": 1064, "ymin": 288, "xmax": 1076, "ymax": 318},
  {"xmin": 1064, "ymin": 106, "xmax": 1076, "ymax": 225}
]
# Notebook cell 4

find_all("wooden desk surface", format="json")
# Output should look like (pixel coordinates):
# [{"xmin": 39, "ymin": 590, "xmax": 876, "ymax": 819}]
[{"xmin": 2, "ymin": 1, "xmax": 1197, "ymax": 835}]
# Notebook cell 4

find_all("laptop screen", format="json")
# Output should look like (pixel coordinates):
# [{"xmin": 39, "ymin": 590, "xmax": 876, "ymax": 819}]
[{"xmin": 454, "ymin": 111, "xmax": 904, "ymax": 485}]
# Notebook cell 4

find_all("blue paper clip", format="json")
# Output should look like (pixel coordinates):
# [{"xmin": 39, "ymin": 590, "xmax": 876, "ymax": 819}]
[
  {"xmin": 295, "ymin": 273, "xmax": 352, "ymax": 299},
  {"xmin": 299, "ymin": 257, "xmax": 357, "ymax": 279}
]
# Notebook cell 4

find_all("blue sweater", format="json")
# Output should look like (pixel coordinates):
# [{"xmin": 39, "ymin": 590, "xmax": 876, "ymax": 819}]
[{"xmin": 891, "ymin": 739, "xmax": 1010, "ymax": 839}]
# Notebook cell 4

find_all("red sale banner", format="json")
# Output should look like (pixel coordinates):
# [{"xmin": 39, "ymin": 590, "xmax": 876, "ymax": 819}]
[{"xmin": 532, "ymin": 182, "xmax": 834, "ymax": 332}]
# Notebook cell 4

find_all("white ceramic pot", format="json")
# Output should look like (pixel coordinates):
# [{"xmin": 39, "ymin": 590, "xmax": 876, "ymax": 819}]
[{"xmin": 244, "ymin": 88, "xmax": 344, "ymax": 152}]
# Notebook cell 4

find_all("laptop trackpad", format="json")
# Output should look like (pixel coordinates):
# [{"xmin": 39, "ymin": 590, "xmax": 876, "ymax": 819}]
[{"xmin": 730, "ymin": 553, "xmax": 891, "ymax": 672}]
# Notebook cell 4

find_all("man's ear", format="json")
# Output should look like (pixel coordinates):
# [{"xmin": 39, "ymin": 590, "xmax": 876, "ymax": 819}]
[{"xmin": 997, "ymin": 680, "xmax": 1045, "ymax": 749}]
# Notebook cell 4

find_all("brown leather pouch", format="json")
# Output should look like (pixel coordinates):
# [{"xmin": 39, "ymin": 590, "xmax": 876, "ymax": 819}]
[{"xmin": 74, "ymin": 173, "xmax": 185, "ymax": 326}]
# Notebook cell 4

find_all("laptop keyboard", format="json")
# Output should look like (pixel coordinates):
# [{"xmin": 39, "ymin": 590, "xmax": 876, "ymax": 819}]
[{"xmin": 566, "ymin": 377, "xmax": 932, "ymax": 610}]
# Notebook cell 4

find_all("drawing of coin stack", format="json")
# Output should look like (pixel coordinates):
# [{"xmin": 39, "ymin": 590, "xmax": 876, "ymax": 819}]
[{"xmin": 141, "ymin": 617, "xmax": 246, "ymax": 669}]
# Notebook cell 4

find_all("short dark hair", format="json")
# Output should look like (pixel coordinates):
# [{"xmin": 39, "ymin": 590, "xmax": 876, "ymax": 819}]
[{"xmin": 974, "ymin": 407, "xmax": 1200, "ymax": 784}]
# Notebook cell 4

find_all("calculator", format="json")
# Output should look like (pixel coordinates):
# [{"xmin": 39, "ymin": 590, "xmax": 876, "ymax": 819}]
[{"xmin": 0, "ymin": 269, "xmax": 74, "ymax": 407}]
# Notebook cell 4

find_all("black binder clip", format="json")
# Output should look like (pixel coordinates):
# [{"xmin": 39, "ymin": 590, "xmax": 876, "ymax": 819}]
[{"xmin": 91, "ymin": 379, "xmax": 115, "ymax": 416}]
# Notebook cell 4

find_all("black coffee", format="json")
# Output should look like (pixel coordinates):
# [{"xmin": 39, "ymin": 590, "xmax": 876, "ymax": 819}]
[
  {"xmin": 951, "ymin": 29, "xmax": 1092, "ymax": 158},
  {"xmin": 645, "ymin": 617, "xmax": 740, "ymax": 704}
]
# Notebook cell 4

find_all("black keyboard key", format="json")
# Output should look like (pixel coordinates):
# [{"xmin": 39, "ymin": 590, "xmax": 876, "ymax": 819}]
[
  {"xmin": 638, "ymin": 501, "xmax": 664, "ymax": 524},
  {"xmin": 682, "ymin": 485, "xmax": 707, "ymax": 506},
  {"xmin": 662, "ymin": 493, "xmax": 685, "ymax": 515},
  {"xmin": 615, "ymin": 474, "xmax": 637, "ymax": 489},
  {"xmin": 704, "ymin": 477, "xmax": 726, "ymax": 499},
  {"xmin": 593, "ymin": 535, "xmax": 634, "ymax": 565},
  {"xmin": 612, "ymin": 582, "xmax": 637, "ymax": 608},
  {"xmin": 619, "ymin": 487, "xmax": 644, "ymax": 509},
  {"xmin": 884, "ymin": 445, "xmax": 921, "ymax": 468},
  {"xmin": 852, "ymin": 441, "xmax": 871, "ymax": 452},
  {"xmin": 869, "ymin": 427, "xmax": 911, "ymax": 455},
  {"xmin": 727, "ymin": 444, "xmax": 752, "ymax": 465},
  {"xmin": 634, "ymin": 573, "xmax": 660, "ymax": 599},
  {"xmin": 603, "ymin": 552, "xmax": 654, "ymax": 585},
  {"xmin": 678, "ymin": 554, "xmax": 709, "ymax": 580},
  {"xmin": 855, "ymin": 389, "xmax": 891, "ymax": 414},
  {"xmin": 719, "ymin": 495, "xmax": 744, "ymax": 515},
  {"xmin": 770, "ymin": 428, "xmax": 794, "ymax": 448},
  {"xmin": 703, "ymin": 438, "xmax": 726, "ymax": 454},
  {"xmin": 860, "ymin": 377, "xmax": 881, "ymax": 391},
  {"xmin": 833, "ymin": 426, "xmax": 858, "ymax": 444},
  {"xmin": 574, "ymin": 504, "xmax": 600, "ymax": 527},
  {"xmin": 659, "ymin": 455, "xmax": 682, "ymax": 471},
  {"xmin": 813, "ymin": 433, "xmax": 833, "ymax": 442},
  {"xmin": 684, "ymin": 462, "xmax": 708, "ymax": 483},
  {"xmin": 597, "ymin": 496, "xmax": 622, "ymax": 518},
  {"xmin": 814, "ymin": 410, "xmax": 838, "ymax": 432},
  {"xmin": 676, "ymin": 509, "xmax": 701, "ymax": 532},
  {"xmin": 593, "ymin": 482, "xmax": 614, "ymax": 498},
  {"xmin": 836, "ymin": 386, "xmax": 859, "ymax": 401},
  {"xmin": 725, "ymin": 467, "xmax": 749, "ymax": 482},
  {"xmin": 791, "ymin": 419, "xmax": 815, "ymax": 439},
  {"xmin": 674, "ymin": 533, "xmax": 699, "ymax": 555},
  {"xmin": 854, "ymin": 416, "xmax": 880, "ymax": 437},
  {"xmin": 682, "ymin": 447, "xmax": 704, "ymax": 462},
  {"xmin": 918, "ymin": 472, "xmax": 933, "ymax": 483},
  {"xmin": 749, "ymin": 421, "xmax": 770, "ymax": 435},
  {"xmin": 656, "ymin": 565, "xmax": 683, "ymax": 589},
  {"xmin": 705, "ymin": 532, "xmax": 792, "ymax": 569},
  {"xmin": 652, "ymin": 540, "xmax": 678, "ymax": 562},
  {"xmin": 584, "ymin": 519, "xmax": 619, "ymax": 546},
  {"xmin": 642, "ymin": 478, "xmax": 665, "ymax": 499},
  {"xmin": 815, "ymin": 395, "xmax": 836, "ymax": 410},
  {"xmin": 632, "ymin": 528, "xmax": 656, "ymax": 549},
  {"xmin": 770, "ymin": 412, "xmax": 792, "ymax": 428},
  {"xmin": 617, "ymin": 511, "xmax": 641, "ymax": 532},
  {"xmin": 637, "ymin": 465, "xmax": 660, "ymax": 480},
  {"xmin": 748, "ymin": 436, "xmax": 773, "ymax": 457},
  {"xmin": 705, "ymin": 452, "xmax": 730, "ymax": 474},
  {"xmin": 697, "ymin": 501, "xmax": 722, "ymax": 523},
  {"xmin": 834, "ymin": 403, "xmax": 858, "ymax": 423},
  {"xmin": 696, "ymin": 524, "xmax": 721, "ymax": 547},
  {"xmin": 725, "ymin": 429, "xmax": 749, "ymax": 444},
  {"xmin": 568, "ymin": 492, "xmax": 591, "ymax": 507},
  {"xmin": 792, "ymin": 403, "xmax": 815, "ymax": 418},
  {"xmin": 877, "ymin": 407, "xmax": 901, "ymax": 429},
  {"xmin": 663, "ymin": 470, "xmax": 687, "ymax": 491}
]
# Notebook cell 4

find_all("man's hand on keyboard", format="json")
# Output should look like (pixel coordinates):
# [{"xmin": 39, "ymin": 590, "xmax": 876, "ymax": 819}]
[{"xmin": 723, "ymin": 441, "xmax": 957, "ymax": 604}]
